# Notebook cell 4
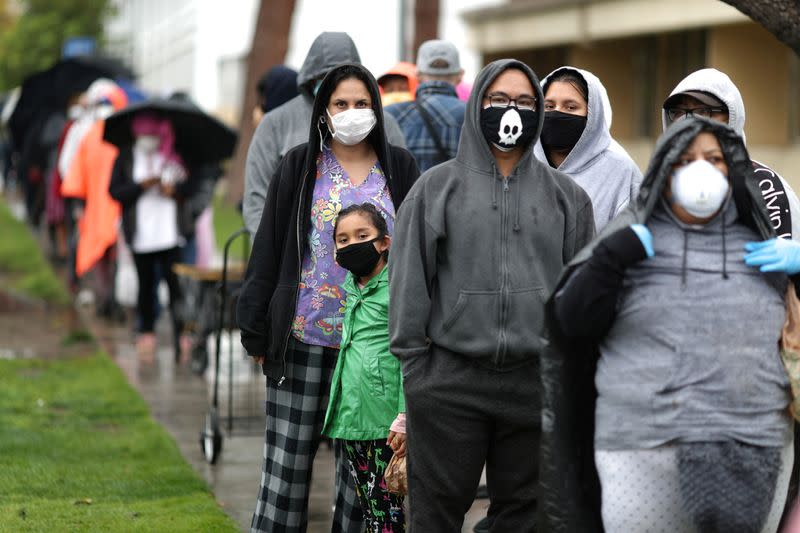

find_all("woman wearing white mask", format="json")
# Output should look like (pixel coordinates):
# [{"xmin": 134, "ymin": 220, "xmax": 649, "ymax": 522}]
[
  {"xmin": 541, "ymin": 118, "xmax": 794, "ymax": 533},
  {"xmin": 237, "ymin": 63, "xmax": 420, "ymax": 532}
]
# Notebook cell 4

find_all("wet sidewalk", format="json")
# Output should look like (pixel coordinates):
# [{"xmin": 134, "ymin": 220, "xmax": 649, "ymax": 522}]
[{"xmin": 86, "ymin": 311, "xmax": 489, "ymax": 532}]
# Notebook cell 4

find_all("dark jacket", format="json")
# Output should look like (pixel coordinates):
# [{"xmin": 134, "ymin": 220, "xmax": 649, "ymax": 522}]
[
  {"xmin": 538, "ymin": 118, "xmax": 778, "ymax": 532},
  {"xmin": 108, "ymin": 148, "xmax": 212, "ymax": 246},
  {"xmin": 237, "ymin": 63, "xmax": 420, "ymax": 379}
]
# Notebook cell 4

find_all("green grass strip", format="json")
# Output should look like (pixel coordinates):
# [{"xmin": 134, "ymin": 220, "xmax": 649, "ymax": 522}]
[
  {"xmin": 0, "ymin": 199, "xmax": 69, "ymax": 305},
  {"xmin": 212, "ymin": 193, "xmax": 245, "ymax": 253},
  {"xmin": 0, "ymin": 353, "xmax": 238, "ymax": 532}
]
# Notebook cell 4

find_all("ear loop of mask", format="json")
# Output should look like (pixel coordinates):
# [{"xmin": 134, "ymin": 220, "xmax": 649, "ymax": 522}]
[{"xmin": 318, "ymin": 116, "xmax": 329, "ymax": 152}]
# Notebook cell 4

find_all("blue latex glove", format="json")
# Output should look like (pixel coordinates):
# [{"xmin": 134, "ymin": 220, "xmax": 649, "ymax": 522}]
[
  {"xmin": 630, "ymin": 224, "xmax": 655, "ymax": 258},
  {"xmin": 744, "ymin": 238, "xmax": 800, "ymax": 274}
]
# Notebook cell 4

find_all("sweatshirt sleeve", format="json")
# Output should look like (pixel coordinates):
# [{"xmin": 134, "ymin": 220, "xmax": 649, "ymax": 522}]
[
  {"xmin": 554, "ymin": 227, "xmax": 648, "ymax": 340},
  {"xmin": 243, "ymin": 114, "xmax": 283, "ymax": 236},
  {"xmin": 108, "ymin": 155, "xmax": 144, "ymax": 206},
  {"xmin": 389, "ymin": 186, "xmax": 439, "ymax": 359},
  {"xmin": 563, "ymin": 199, "xmax": 596, "ymax": 264},
  {"xmin": 237, "ymin": 156, "xmax": 291, "ymax": 356}
]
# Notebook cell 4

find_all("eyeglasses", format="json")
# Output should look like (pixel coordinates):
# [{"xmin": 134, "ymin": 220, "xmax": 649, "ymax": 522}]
[
  {"xmin": 486, "ymin": 92, "xmax": 537, "ymax": 111},
  {"xmin": 666, "ymin": 107, "xmax": 727, "ymax": 122}
]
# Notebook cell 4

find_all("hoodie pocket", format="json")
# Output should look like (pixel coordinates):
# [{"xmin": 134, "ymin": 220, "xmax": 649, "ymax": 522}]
[
  {"xmin": 440, "ymin": 290, "xmax": 501, "ymax": 351},
  {"xmin": 504, "ymin": 287, "xmax": 548, "ymax": 356}
]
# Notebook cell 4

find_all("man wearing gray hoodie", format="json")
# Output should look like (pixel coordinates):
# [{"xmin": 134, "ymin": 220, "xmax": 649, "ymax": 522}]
[
  {"xmin": 242, "ymin": 32, "xmax": 406, "ymax": 235},
  {"xmin": 389, "ymin": 59, "xmax": 595, "ymax": 530}
]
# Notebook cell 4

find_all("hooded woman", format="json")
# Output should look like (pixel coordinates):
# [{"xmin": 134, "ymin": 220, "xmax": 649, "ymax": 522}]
[
  {"xmin": 540, "ymin": 117, "xmax": 794, "ymax": 533},
  {"xmin": 534, "ymin": 67, "xmax": 642, "ymax": 231},
  {"xmin": 236, "ymin": 63, "xmax": 419, "ymax": 533}
]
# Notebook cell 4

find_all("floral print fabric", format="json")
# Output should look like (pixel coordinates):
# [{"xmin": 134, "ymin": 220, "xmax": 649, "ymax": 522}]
[{"xmin": 292, "ymin": 146, "xmax": 395, "ymax": 348}]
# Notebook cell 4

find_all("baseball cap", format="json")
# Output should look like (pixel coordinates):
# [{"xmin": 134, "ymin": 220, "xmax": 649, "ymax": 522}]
[
  {"xmin": 663, "ymin": 90, "xmax": 725, "ymax": 110},
  {"xmin": 416, "ymin": 40, "xmax": 461, "ymax": 76}
]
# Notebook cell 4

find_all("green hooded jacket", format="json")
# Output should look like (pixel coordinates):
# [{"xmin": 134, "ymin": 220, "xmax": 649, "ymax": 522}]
[{"xmin": 322, "ymin": 266, "xmax": 405, "ymax": 441}]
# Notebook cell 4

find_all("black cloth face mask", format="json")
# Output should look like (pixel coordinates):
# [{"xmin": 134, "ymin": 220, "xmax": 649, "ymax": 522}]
[
  {"xmin": 480, "ymin": 106, "xmax": 539, "ymax": 152},
  {"xmin": 540, "ymin": 110, "xmax": 587, "ymax": 152},
  {"xmin": 336, "ymin": 237, "xmax": 384, "ymax": 278}
]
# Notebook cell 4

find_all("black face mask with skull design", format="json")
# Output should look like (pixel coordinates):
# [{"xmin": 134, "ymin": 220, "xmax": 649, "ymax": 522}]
[{"xmin": 480, "ymin": 106, "xmax": 539, "ymax": 153}]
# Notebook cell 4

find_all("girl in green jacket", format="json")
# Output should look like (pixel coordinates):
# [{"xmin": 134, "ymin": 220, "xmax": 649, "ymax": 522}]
[{"xmin": 323, "ymin": 202, "xmax": 406, "ymax": 532}]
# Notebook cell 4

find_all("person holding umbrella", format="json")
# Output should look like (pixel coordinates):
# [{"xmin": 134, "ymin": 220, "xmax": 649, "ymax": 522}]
[{"xmin": 108, "ymin": 114, "xmax": 190, "ymax": 355}]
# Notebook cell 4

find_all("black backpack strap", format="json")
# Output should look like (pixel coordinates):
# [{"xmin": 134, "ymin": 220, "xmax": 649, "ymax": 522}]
[{"xmin": 413, "ymin": 99, "xmax": 450, "ymax": 165}]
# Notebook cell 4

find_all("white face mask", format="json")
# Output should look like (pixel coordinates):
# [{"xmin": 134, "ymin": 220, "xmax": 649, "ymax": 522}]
[
  {"xmin": 671, "ymin": 159, "xmax": 730, "ymax": 219},
  {"xmin": 135, "ymin": 135, "xmax": 161, "ymax": 154},
  {"xmin": 326, "ymin": 108, "xmax": 377, "ymax": 146}
]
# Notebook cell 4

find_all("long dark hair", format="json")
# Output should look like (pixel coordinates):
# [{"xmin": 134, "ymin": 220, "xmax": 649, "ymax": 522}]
[
  {"xmin": 310, "ymin": 63, "xmax": 387, "ymax": 157},
  {"xmin": 543, "ymin": 68, "xmax": 588, "ymax": 104}
]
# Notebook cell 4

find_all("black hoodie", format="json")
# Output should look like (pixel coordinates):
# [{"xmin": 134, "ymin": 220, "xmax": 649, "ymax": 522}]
[{"xmin": 236, "ymin": 63, "xmax": 420, "ymax": 379}]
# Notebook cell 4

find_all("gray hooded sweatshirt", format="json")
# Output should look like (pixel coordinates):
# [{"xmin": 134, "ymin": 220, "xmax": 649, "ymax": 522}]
[
  {"xmin": 663, "ymin": 67, "xmax": 800, "ymax": 240},
  {"xmin": 534, "ymin": 67, "xmax": 642, "ymax": 231},
  {"xmin": 389, "ymin": 59, "xmax": 595, "ymax": 370},
  {"xmin": 242, "ymin": 32, "xmax": 406, "ymax": 234}
]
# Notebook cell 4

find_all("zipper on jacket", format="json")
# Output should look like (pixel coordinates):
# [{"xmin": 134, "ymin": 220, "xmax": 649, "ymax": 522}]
[
  {"xmin": 278, "ymin": 169, "xmax": 311, "ymax": 386},
  {"xmin": 496, "ymin": 174, "xmax": 510, "ymax": 369}
]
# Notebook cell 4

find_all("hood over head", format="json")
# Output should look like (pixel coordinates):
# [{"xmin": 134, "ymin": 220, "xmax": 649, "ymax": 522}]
[
  {"xmin": 378, "ymin": 61, "xmax": 419, "ymax": 97},
  {"xmin": 533, "ymin": 66, "xmax": 612, "ymax": 173},
  {"xmin": 662, "ymin": 68, "xmax": 746, "ymax": 143},
  {"xmin": 306, "ymin": 62, "xmax": 393, "ymax": 178},
  {"xmin": 566, "ymin": 117, "xmax": 771, "ymax": 273},
  {"xmin": 456, "ymin": 59, "xmax": 544, "ymax": 173},
  {"xmin": 297, "ymin": 32, "xmax": 362, "ymax": 97},
  {"xmin": 258, "ymin": 65, "xmax": 299, "ymax": 113}
]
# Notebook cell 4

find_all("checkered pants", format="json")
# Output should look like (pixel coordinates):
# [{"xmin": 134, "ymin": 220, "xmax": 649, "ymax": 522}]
[{"xmin": 251, "ymin": 339, "xmax": 364, "ymax": 533}]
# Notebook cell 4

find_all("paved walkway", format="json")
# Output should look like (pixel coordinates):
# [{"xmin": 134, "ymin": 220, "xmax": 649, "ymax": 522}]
[{"xmin": 87, "ymin": 310, "xmax": 488, "ymax": 532}]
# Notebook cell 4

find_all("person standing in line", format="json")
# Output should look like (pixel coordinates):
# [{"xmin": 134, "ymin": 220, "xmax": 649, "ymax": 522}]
[
  {"xmin": 542, "ymin": 118, "xmax": 795, "ymax": 532},
  {"xmin": 242, "ymin": 31, "xmax": 407, "ymax": 236},
  {"xmin": 323, "ymin": 202, "xmax": 407, "ymax": 533},
  {"xmin": 384, "ymin": 39, "xmax": 466, "ymax": 173},
  {"xmin": 252, "ymin": 65, "xmax": 298, "ymax": 127},
  {"xmin": 389, "ymin": 58, "xmax": 594, "ymax": 531},
  {"xmin": 533, "ymin": 67, "xmax": 642, "ymax": 231},
  {"xmin": 237, "ymin": 62, "xmax": 419, "ymax": 533}
]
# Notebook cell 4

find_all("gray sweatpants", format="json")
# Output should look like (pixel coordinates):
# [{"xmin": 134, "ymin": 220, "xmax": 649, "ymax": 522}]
[{"xmin": 402, "ymin": 345, "xmax": 540, "ymax": 532}]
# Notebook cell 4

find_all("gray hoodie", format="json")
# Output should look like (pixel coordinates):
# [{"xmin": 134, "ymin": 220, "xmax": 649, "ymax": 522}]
[
  {"xmin": 534, "ymin": 67, "xmax": 642, "ymax": 231},
  {"xmin": 242, "ymin": 32, "xmax": 407, "ymax": 234},
  {"xmin": 663, "ymin": 67, "xmax": 800, "ymax": 240},
  {"xmin": 389, "ymin": 59, "xmax": 595, "ymax": 370}
]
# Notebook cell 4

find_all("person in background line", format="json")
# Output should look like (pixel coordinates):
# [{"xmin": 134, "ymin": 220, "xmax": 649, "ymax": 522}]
[
  {"xmin": 61, "ymin": 80, "xmax": 128, "ymax": 319},
  {"xmin": 534, "ymin": 67, "xmax": 642, "ymax": 231},
  {"xmin": 251, "ymin": 65, "xmax": 298, "ymax": 127},
  {"xmin": 378, "ymin": 61, "xmax": 418, "ymax": 107},
  {"xmin": 237, "ymin": 62, "xmax": 419, "ymax": 533},
  {"xmin": 385, "ymin": 39, "xmax": 465, "ymax": 173},
  {"xmin": 242, "ymin": 31, "xmax": 407, "ymax": 236},
  {"xmin": 389, "ymin": 59, "xmax": 594, "ymax": 531}
]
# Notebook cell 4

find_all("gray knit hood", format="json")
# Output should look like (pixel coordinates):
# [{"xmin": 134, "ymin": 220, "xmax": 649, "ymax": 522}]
[{"xmin": 296, "ymin": 32, "xmax": 361, "ymax": 97}]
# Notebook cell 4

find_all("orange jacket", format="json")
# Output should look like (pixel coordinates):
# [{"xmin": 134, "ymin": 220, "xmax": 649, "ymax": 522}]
[{"xmin": 61, "ymin": 121, "xmax": 120, "ymax": 276}]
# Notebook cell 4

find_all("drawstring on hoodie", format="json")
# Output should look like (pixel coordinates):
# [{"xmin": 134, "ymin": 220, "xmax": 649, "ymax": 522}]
[
  {"xmin": 491, "ymin": 164, "xmax": 498, "ymax": 210},
  {"xmin": 721, "ymin": 207, "xmax": 729, "ymax": 280},
  {"xmin": 513, "ymin": 176, "xmax": 521, "ymax": 232},
  {"xmin": 681, "ymin": 232, "xmax": 688, "ymax": 289}
]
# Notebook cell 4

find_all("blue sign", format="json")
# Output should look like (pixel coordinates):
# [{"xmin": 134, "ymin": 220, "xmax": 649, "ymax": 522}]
[{"xmin": 62, "ymin": 37, "xmax": 97, "ymax": 58}]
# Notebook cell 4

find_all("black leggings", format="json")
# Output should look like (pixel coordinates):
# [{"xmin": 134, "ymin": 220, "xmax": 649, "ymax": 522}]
[{"xmin": 132, "ymin": 247, "xmax": 182, "ymax": 339}]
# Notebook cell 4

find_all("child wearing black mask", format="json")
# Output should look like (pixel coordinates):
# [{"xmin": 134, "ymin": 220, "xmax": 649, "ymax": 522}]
[
  {"xmin": 534, "ymin": 67, "xmax": 642, "ymax": 231},
  {"xmin": 322, "ymin": 202, "xmax": 406, "ymax": 533}
]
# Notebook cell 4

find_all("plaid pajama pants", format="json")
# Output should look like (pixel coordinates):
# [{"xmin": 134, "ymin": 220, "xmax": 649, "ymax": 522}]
[{"xmin": 251, "ymin": 338, "xmax": 364, "ymax": 533}]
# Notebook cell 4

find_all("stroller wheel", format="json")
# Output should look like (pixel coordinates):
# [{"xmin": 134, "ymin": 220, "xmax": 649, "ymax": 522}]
[
  {"xmin": 191, "ymin": 344, "xmax": 209, "ymax": 375},
  {"xmin": 200, "ymin": 408, "xmax": 223, "ymax": 464}
]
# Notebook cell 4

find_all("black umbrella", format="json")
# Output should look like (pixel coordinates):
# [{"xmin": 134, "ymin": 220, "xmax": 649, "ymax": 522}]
[
  {"xmin": 8, "ymin": 56, "xmax": 135, "ymax": 146},
  {"xmin": 103, "ymin": 98, "xmax": 238, "ymax": 166}
]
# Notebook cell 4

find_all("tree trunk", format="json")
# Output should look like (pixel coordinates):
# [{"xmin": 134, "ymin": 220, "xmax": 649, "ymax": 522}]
[
  {"xmin": 720, "ymin": 0, "xmax": 800, "ymax": 56},
  {"xmin": 225, "ymin": 0, "xmax": 296, "ymax": 203},
  {"xmin": 413, "ymin": 0, "xmax": 439, "ymax": 57}
]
